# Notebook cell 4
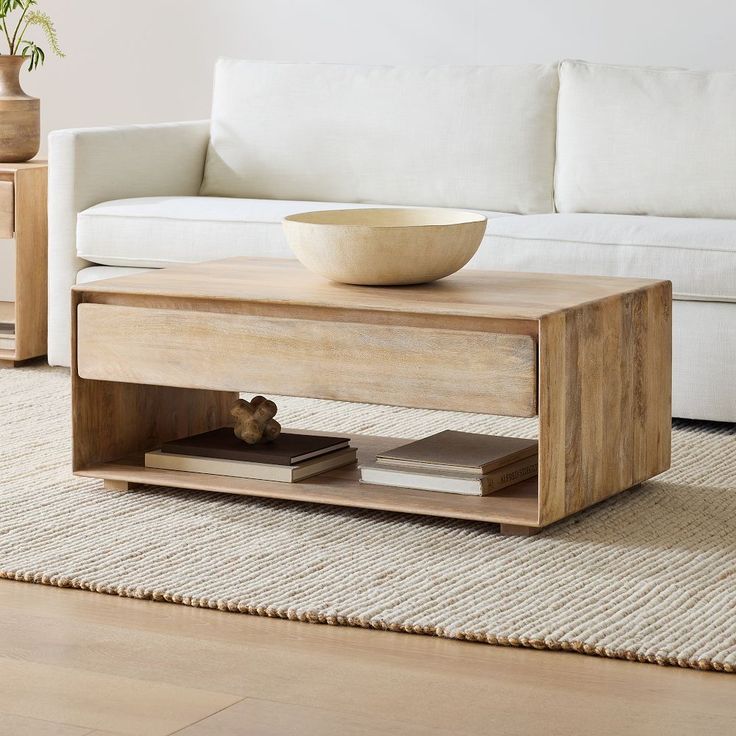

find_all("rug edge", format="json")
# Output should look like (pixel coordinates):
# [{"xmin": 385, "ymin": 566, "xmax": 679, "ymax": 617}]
[{"xmin": 3, "ymin": 570, "xmax": 732, "ymax": 675}]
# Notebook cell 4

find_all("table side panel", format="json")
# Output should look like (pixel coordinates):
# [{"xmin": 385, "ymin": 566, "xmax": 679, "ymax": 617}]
[
  {"xmin": 0, "ymin": 179, "xmax": 14, "ymax": 238},
  {"xmin": 538, "ymin": 282, "xmax": 672, "ymax": 525},
  {"xmin": 13, "ymin": 165, "xmax": 47, "ymax": 360},
  {"xmin": 76, "ymin": 303, "xmax": 538, "ymax": 417},
  {"xmin": 71, "ymin": 293, "xmax": 235, "ymax": 470}
]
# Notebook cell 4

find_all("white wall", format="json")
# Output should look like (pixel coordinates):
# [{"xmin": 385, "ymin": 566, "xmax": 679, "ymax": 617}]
[
  {"xmin": 26, "ymin": 0, "xmax": 736, "ymax": 153},
  {"xmin": 3, "ymin": 1, "xmax": 733, "ymax": 319}
]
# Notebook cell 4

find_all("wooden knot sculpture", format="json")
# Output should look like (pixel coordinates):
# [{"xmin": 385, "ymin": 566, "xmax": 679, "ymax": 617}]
[{"xmin": 231, "ymin": 396, "xmax": 282, "ymax": 445}]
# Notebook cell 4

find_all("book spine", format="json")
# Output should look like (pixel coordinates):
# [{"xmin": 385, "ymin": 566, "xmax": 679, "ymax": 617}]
[
  {"xmin": 145, "ymin": 451, "xmax": 289, "ymax": 481},
  {"xmin": 481, "ymin": 458, "xmax": 538, "ymax": 493}
]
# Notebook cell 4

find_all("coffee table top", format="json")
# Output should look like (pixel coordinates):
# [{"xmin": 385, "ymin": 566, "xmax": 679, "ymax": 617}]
[{"xmin": 75, "ymin": 257, "xmax": 667, "ymax": 322}]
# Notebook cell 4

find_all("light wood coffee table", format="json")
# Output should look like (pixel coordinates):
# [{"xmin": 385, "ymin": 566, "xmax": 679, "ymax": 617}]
[{"xmin": 72, "ymin": 258, "xmax": 671, "ymax": 536}]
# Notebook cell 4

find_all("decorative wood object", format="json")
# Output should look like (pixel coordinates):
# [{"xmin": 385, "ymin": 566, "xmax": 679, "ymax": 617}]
[
  {"xmin": 0, "ymin": 161, "xmax": 47, "ymax": 367},
  {"xmin": 231, "ymin": 396, "xmax": 281, "ymax": 444},
  {"xmin": 71, "ymin": 257, "xmax": 672, "ymax": 536},
  {"xmin": 0, "ymin": 57, "xmax": 39, "ymax": 163},
  {"xmin": 282, "ymin": 207, "xmax": 487, "ymax": 285}
]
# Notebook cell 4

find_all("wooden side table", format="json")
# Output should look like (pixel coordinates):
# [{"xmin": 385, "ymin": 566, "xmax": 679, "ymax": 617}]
[{"xmin": 0, "ymin": 161, "xmax": 48, "ymax": 367}]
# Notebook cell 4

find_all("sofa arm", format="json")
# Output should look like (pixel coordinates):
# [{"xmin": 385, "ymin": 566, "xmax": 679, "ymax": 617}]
[{"xmin": 47, "ymin": 120, "xmax": 210, "ymax": 366}]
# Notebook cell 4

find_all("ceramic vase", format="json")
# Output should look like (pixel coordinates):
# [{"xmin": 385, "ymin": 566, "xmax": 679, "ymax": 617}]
[{"xmin": 0, "ymin": 55, "xmax": 39, "ymax": 163}]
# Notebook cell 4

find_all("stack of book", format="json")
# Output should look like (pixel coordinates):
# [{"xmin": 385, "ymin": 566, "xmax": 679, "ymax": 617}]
[
  {"xmin": 359, "ymin": 430, "xmax": 537, "ymax": 496},
  {"xmin": 0, "ymin": 323, "xmax": 14, "ymax": 352},
  {"xmin": 145, "ymin": 428, "xmax": 356, "ymax": 482}
]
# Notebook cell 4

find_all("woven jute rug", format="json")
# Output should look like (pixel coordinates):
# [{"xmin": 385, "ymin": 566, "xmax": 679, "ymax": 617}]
[{"xmin": 1, "ymin": 365, "xmax": 734, "ymax": 672}]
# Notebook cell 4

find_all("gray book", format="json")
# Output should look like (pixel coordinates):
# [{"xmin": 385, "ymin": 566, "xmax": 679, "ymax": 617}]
[{"xmin": 376, "ymin": 430, "xmax": 537, "ymax": 475}]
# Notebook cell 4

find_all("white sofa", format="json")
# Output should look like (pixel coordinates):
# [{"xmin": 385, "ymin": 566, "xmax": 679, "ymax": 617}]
[{"xmin": 48, "ymin": 59, "xmax": 736, "ymax": 422}]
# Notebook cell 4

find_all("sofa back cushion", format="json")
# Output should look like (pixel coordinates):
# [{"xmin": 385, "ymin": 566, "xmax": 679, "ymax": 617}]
[
  {"xmin": 200, "ymin": 59, "xmax": 559, "ymax": 214},
  {"xmin": 555, "ymin": 60, "xmax": 736, "ymax": 218}
]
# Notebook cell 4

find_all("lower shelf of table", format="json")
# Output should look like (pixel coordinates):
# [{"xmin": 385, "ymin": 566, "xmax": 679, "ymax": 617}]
[
  {"xmin": 76, "ymin": 431, "xmax": 540, "ymax": 527},
  {"xmin": 0, "ymin": 301, "xmax": 15, "ymax": 362},
  {"xmin": 0, "ymin": 300, "xmax": 14, "ymax": 325}
]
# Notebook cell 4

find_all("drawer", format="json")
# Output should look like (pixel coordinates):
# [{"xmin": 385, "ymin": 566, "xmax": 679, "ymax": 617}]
[
  {"xmin": 0, "ymin": 180, "xmax": 13, "ymax": 238},
  {"xmin": 77, "ymin": 304, "xmax": 537, "ymax": 417}
]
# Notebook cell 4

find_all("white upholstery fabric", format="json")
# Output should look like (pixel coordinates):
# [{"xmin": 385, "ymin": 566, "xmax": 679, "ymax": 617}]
[
  {"xmin": 555, "ymin": 60, "xmax": 736, "ymax": 218},
  {"xmin": 200, "ymin": 60, "xmax": 559, "ymax": 214},
  {"xmin": 480, "ymin": 213, "xmax": 736, "ymax": 301},
  {"xmin": 47, "ymin": 121, "xmax": 210, "ymax": 366},
  {"xmin": 672, "ymin": 301, "xmax": 736, "ymax": 422},
  {"xmin": 75, "ymin": 266, "xmax": 155, "ymax": 285},
  {"xmin": 77, "ymin": 196, "xmax": 512, "ymax": 268}
]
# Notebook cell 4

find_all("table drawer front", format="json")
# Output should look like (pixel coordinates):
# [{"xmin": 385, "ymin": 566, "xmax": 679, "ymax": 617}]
[
  {"xmin": 0, "ymin": 180, "xmax": 14, "ymax": 238},
  {"xmin": 77, "ymin": 304, "xmax": 537, "ymax": 416}
]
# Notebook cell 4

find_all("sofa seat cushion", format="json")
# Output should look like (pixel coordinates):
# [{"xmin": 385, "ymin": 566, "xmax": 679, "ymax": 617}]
[
  {"xmin": 75, "ymin": 265, "xmax": 156, "ymax": 284},
  {"xmin": 481, "ymin": 213, "xmax": 736, "ymax": 301},
  {"xmin": 76, "ymin": 196, "xmax": 513, "ymax": 268}
]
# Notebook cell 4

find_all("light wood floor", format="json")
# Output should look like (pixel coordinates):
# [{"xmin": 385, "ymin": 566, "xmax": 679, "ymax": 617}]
[{"xmin": 1, "ymin": 580, "xmax": 733, "ymax": 736}]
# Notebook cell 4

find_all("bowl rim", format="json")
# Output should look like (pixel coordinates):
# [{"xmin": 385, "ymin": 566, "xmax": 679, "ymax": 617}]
[{"xmin": 282, "ymin": 207, "xmax": 488, "ymax": 229}]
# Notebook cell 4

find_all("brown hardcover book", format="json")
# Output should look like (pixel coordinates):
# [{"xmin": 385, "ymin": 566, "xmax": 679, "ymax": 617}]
[
  {"xmin": 376, "ymin": 430, "xmax": 537, "ymax": 475},
  {"xmin": 162, "ymin": 427, "xmax": 350, "ymax": 466},
  {"xmin": 146, "ymin": 447, "xmax": 357, "ymax": 482}
]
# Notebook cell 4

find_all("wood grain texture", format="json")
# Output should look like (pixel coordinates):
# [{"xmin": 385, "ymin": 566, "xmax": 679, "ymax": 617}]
[
  {"xmin": 74, "ymin": 257, "xmax": 660, "ymax": 322},
  {"xmin": 103, "ymin": 479, "xmax": 132, "ymax": 492},
  {"xmin": 73, "ymin": 259, "xmax": 672, "ymax": 531},
  {"xmin": 538, "ymin": 282, "xmax": 672, "ymax": 525},
  {"xmin": 76, "ymin": 303, "xmax": 537, "ymax": 417},
  {"xmin": 0, "ymin": 657, "xmax": 238, "ymax": 736},
  {"xmin": 0, "ymin": 160, "xmax": 46, "ymax": 171},
  {"xmin": 0, "ymin": 300, "xmax": 14, "ymax": 324},
  {"xmin": 76, "ymin": 430, "xmax": 539, "ymax": 526},
  {"xmin": 71, "ymin": 293, "xmax": 235, "ymax": 471},
  {"xmin": 4, "ymin": 162, "xmax": 47, "ymax": 361},
  {"xmin": 499, "ymin": 523, "xmax": 541, "ymax": 537},
  {"xmin": 71, "ymin": 375, "xmax": 235, "ymax": 472},
  {"xmin": 0, "ymin": 179, "xmax": 14, "ymax": 238},
  {"xmin": 1, "ymin": 580, "xmax": 733, "ymax": 736},
  {"xmin": 175, "ymin": 697, "xmax": 453, "ymax": 736},
  {"xmin": 0, "ymin": 713, "xmax": 93, "ymax": 736}
]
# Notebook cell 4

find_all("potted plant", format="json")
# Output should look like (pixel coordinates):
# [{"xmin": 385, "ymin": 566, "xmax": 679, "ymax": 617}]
[{"xmin": 0, "ymin": 0, "xmax": 62, "ymax": 162}]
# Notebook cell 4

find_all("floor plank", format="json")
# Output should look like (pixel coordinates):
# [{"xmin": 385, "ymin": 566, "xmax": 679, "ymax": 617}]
[
  {"xmin": 0, "ymin": 653, "xmax": 239, "ymax": 736},
  {"xmin": 174, "ymin": 698, "xmax": 456, "ymax": 736},
  {"xmin": 0, "ymin": 580, "xmax": 733, "ymax": 736},
  {"xmin": 0, "ymin": 713, "xmax": 94, "ymax": 736}
]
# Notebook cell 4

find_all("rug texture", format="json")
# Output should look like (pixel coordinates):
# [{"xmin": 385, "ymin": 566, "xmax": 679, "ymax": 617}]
[{"xmin": 1, "ymin": 365, "xmax": 734, "ymax": 672}]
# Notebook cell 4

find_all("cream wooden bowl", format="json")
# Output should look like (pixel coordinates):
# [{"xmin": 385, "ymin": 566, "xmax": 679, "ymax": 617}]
[{"xmin": 282, "ymin": 208, "xmax": 487, "ymax": 286}]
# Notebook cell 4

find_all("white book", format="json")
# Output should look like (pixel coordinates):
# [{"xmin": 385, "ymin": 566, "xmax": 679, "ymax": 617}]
[
  {"xmin": 360, "ymin": 456, "xmax": 538, "ymax": 496},
  {"xmin": 145, "ymin": 446, "xmax": 357, "ymax": 482},
  {"xmin": 0, "ymin": 335, "xmax": 14, "ymax": 351}
]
